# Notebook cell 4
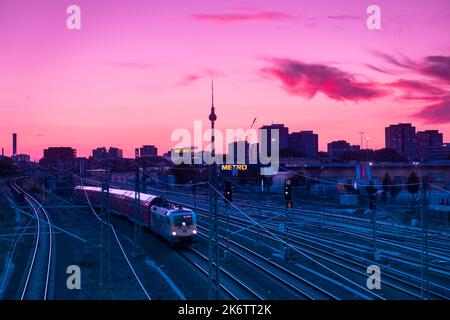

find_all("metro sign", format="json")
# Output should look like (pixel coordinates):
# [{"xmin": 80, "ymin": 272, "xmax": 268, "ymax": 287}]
[{"xmin": 221, "ymin": 164, "xmax": 248, "ymax": 171}]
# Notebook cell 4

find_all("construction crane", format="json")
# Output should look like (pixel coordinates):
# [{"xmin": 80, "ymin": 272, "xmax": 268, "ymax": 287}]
[{"xmin": 246, "ymin": 117, "xmax": 257, "ymax": 143}]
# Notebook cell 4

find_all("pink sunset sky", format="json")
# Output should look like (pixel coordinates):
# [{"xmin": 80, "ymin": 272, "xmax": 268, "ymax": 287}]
[{"xmin": 0, "ymin": 0, "xmax": 449, "ymax": 160}]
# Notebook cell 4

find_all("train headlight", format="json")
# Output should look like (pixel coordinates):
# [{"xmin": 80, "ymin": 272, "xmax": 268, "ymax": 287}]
[
  {"xmin": 192, "ymin": 230, "xmax": 197, "ymax": 234},
  {"xmin": 172, "ymin": 231, "xmax": 177, "ymax": 236}
]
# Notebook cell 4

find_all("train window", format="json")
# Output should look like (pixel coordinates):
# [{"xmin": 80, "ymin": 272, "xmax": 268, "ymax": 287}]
[{"xmin": 173, "ymin": 214, "xmax": 193, "ymax": 226}]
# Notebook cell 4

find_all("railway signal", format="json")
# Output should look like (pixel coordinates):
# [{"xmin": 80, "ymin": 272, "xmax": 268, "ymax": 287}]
[
  {"xmin": 421, "ymin": 175, "xmax": 430, "ymax": 298},
  {"xmin": 100, "ymin": 173, "xmax": 112, "ymax": 298},
  {"xmin": 224, "ymin": 180, "xmax": 232, "ymax": 203},
  {"xmin": 283, "ymin": 179, "xmax": 293, "ymax": 260},
  {"xmin": 286, "ymin": 199, "xmax": 293, "ymax": 209},
  {"xmin": 284, "ymin": 179, "xmax": 292, "ymax": 201},
  {"xmin": 192, "ymin": 184, "xmax": 197, "ymax": 209},
  {"xmin": 134, "ymin": 149, "xmax": 142, "ymax": 255},
  {"xmin": 365, "ymin": 181, "xmax": 378, "ymax": 261},
  {"xmin": 223, "ymin": 179, "xmax": 233, "ymax": 261},
  {"xmin": 284, "ymin": 179, "xmax": 293, "ymax": 208}
]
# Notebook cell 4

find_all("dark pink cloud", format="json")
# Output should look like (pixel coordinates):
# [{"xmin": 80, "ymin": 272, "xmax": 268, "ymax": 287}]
[
  {"xmin": 261, "ymin": 58, "xmax": 387, "ymax": 102},
  {"xmin": 375, "ymin": 53, "xmax": 450, "ymax": 82},
  {"xmin": 420, "ymin": 56, "xmax": 450, "ymax": 82},
  {"xmin": 389, "ymin": 79, "xmax": 448, "ymax": 100},
  {"xmin": 178, "ymin": 74, "xmax": 202, "ymax": 86},
  {"xmin": 365, "ymin": 64, "xmax": 396, "ymax": 75},
  {"xmin": 191, "ymin": 11, "xmax": 293, "ymax": 24},
  {"xmin": 177, "ymin": 69, "xmax": 222, "ymax": 86},
  {"xmin": 389, "ymin": 80, "xmax": 444, "ymax": 94},
  {"xmin": 372, "ymin": 52, "xmax": 417, "ymax": 69},
  {"xmin": 412, "ymin": 99, "xmax": 450, "ymax": 124}
]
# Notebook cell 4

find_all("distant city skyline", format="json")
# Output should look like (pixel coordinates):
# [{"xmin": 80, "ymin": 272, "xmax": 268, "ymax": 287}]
[
  {"xmin": 1, "ymin": 0, "xmax": 449, "ymax": 159},
  {"xmin": 5, "ymin": 121, "xmax": 448, "ymax": 162}
]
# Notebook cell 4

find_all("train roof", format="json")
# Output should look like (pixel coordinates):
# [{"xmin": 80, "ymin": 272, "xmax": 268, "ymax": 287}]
[{"xmin": 75, "ymin": 185, "xmax": 161, "ymax": 204}]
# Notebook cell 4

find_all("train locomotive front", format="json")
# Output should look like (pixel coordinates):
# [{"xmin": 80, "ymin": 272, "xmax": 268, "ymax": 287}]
[{"xmin": 74, "ymin": 185, "xmax": 197, "ymax": 244}]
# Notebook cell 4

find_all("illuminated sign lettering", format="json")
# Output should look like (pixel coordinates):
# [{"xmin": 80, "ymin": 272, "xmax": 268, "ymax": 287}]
[{"xmin": 221, "ymin": 164, "xmax": 248, "ymax": 171}]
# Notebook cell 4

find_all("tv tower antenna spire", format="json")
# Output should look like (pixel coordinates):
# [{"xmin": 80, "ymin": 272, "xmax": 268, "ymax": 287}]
[{"xmin": 208, "ymin": 79, "xmax": 220, "ymax": 300}]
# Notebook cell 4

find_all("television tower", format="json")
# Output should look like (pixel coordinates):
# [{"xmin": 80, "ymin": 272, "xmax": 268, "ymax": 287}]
[{"xmin": 208, "ymin": 80, "xmax": 220, "ymax": 299}]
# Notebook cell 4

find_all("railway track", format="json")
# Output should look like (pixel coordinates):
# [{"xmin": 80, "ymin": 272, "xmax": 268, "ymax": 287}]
[
  {"xmin": 171, "ymin": 196, "xmax": 449, "ymax": 300},
  {"xmin": 143, "ymin": 185, "xmax": 449, "ymax": 251},
  {"xmin": 201, "ymin": 210, "xmax": 449, "ymax": 300},
  {"xmin": 165, "ymin": 190, "xmax": 449, "ymax": 273},
  {"xmin": 177, "ymin": 247, "xmax": 264, "ymax": 300},
  {"xmin": 195, "ymin": 228, "xmax": 340, "ymax": 300},
  {"xmin": 77, "ymin": 179, "xmax": 450, "ymax": 299},
  {"xmin": 279, "ymin": 221, "xmax": 450, "ymax": 276},
  {"xmin": 89, "ymin": 181, "xmax": 351, "ymax": 299},
  {"xmin": 9, "ymin": 177, "xmax": 54, "ymax": 300}
]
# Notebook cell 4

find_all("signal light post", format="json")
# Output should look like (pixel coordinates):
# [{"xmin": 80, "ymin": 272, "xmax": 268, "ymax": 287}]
[
  {"xmin": 134, "ymin": 148, "xmax": 141, "ymax": 252},
  {"xmin": 365, "ymin": 181, "xmax": 378, "ymax": 261},
  {"xmin": 283, "ymin": 179, "xmax": 293, "ymax": 260},
  {"xmin": 192, "ymin": 184, "xmax": 197, "ymax": 209},
  {"xmin": 100, "ymin": 170, "xmax": 111, "ymax": 299},
  {"xmin": 142, "ymin": 158, "xmax": 147, "ymax": 194},
  {"xmin": 225, "ymin": 180, "xmax": 233, "ymax": 203},
  {"xmin": 421, "ymin": 176, "xmax": 430, "ymax": 299},
  {"xmin": 224, "ymin": 180, "xmax": 232, "ymax": 261},
  {"xmin": 255, "ymin": 174, "xmax": 263, "ymax": 248}
]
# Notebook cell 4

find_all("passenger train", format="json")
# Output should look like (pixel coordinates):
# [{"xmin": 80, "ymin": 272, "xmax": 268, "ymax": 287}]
[{"xmin": 74, "ymin": 185, "xmax": 197, "ymax": 244}]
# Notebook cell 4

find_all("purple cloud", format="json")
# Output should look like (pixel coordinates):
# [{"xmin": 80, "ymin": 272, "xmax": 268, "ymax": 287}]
[
  {"xmin": 412, "ymin": 99, "xmax": 450, "ymax": 124},
  {"xmin": 375, "ymin": 52, "xmax": 450, "ymax": 82},
  {"xmin": 420, "ymin": 56, "xmax": 450, "ymax": 82},
  {"xmin": 261, "ymin": 58, "xmax": 387, "ymax": 102},
  {"xmin": 372, "ymin": 52, "xmax": 417, "ymax": 69},
  {"xmin": 191, "ymin": 11, "xmax": 293, "ymax": 24},
  {"xmin": 389, "ymin": 79, "xmax": 448, "ymax": 99},
  {"xmin": 365, "ymin": 64, "xmax": 396, "ymax": 75}
]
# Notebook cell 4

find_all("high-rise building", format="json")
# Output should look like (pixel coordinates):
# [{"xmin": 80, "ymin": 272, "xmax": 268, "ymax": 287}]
[
  {"xmin": 92, "ymin": 147, "xmax": 107, "ymax": 160},
  {"xmin": 92, "ymin": 147, "xmax": 123, "ymax": 160},
  {"xmin": 327, "ymin": 140, "xmax": 360, "ymax": 160},
  {"xmin": 12, "ymin": 133, "xmax": 17, "ymax": 156},
  {"xmin": 43, "ymin": 147, "xmax": 76, "ymax": 161},
  {"xmin": 288, "ymin": 131, "xmax": 318, "ymax": 158},
  {"xmin": 416, "ymin": 130, "xmax": 443, "ymax": 160},
  {"xmin": 259, "ymin": 124, "xmax": 289, "ymax": 156},
  {"xmin": 139, "ymin": 145, "xmax": 158, "ymax": 157},
  {"xmin": 426, "ymin": 143, "xmax": 450, "ymax": 161},
  {"xmin": 108, "ymin": 147, "xmax": 123, "ymax": 158},
  {"xmin": 385, "ymin": 123, "xmax": 417, "ymax": 160}
]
